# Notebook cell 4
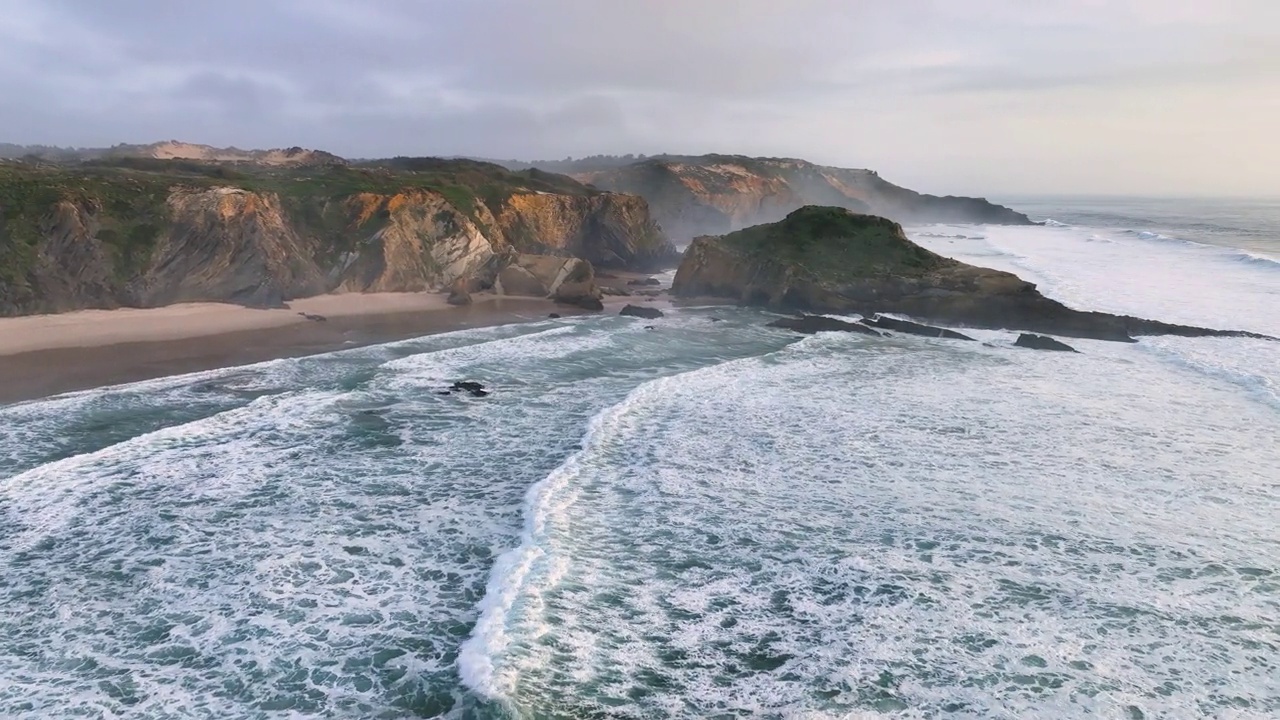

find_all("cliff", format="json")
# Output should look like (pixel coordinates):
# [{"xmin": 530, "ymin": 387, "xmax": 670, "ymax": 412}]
[
  {"xmin": 575, "ymin": 155, "xmax": 1034, "ymax": 240},
  {"xmin": 672, "ymin": 206, "xmax": 1271, "ymax": 342},
  {"xmin": 0, "ymin": 159, "xmax": 676, "ymax": 316}
]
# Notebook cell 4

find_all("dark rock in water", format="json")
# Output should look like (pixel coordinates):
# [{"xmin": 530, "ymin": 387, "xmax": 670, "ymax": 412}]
[
  {"xmin": 575, "ymin": 296, "xmax": 605, "ymax": 311},
  {"xmin": 672, "ymin": 206, "xmax": 1275, "ymax": 343},
  {"xmin": 600, "ymin": 287, "xmax": 632, "ymax": 297},
  {"xmin": 297, "ymin": 312, "xmax": 328, "ymax": 322},
  {"xmin": 767, "ymin": 314, "xmax": 882, "ymax": 336},
  {"xmin": 620, "ymin": 304, "xmax": 664, "ymax": 319},
  {"xmin": 449, "ymin": 381, "xmax": 490, "ymax": 397},
  {"xmin": 1015, "ymin": 334, "xmax": 1078, "ymax": 352},
  {"xmin": 548, "ymin": 313, "xmax": 561, "ymax": 319},
  {"xmin": 709, "ymin": 317, "xmax": 723, "ymax": 323},
  {"xmin": 863, "ymin": 315, "xmax": 975, "ymax": 340},
  {"xmin": 645, "ymin": 325, "xmax": 656, "ymax": 330},
  {"xmin": 627, "ymin": 277, "xmax": 662, "ymax": 286}
]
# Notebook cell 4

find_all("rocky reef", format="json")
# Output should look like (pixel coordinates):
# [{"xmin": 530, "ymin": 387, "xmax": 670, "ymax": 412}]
[
  {"xmin": 575, "ymin": 155, "xmax": 1034, "ymax": 241},
  {"xmin": 0, "ymin": 159, "xmax": 675, "ymax": 316},
  {"xmin": 673, "ymin": 206, "xmax": 1273, "ymax": 342}
]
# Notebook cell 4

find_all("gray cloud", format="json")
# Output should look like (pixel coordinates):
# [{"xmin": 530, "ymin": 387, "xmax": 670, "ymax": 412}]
[{"xmin": 1, "ymin": 0, "xmax": 1277, "ymax": 194}]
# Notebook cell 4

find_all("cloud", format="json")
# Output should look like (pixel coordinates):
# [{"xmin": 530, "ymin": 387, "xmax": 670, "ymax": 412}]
[{"xmin": 0, "ymin": 0, "xmax": 1276, "ymax": 194}]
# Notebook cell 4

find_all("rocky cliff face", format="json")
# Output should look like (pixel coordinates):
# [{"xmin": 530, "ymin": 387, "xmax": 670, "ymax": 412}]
[
  {"xmin": 672, "ymin": 206, "xmax": 1270, "ymax": 342},
  {"xmin": 494, "ymin": 192, "xmax": 676, "ymax": 270},
  {"xmin": 134, "ymin": 188, "xmax": 330, "ymax": 308},
  {"xmin": 335, "ymin": 191, "xmax": 501, "ymax": 295},
  {"xmin": 578, "ymin": 155, "xmax": 1033, "ymax": 241},
  {"xmin": 0, "ymin": 160, "xmax": 671, "ymax": 316}
]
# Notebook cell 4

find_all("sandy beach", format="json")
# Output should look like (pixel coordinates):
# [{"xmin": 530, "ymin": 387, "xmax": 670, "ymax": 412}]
[
  {"xmin": 0, "ymin": 293, "xmax": 598, "ymax": 404},
  {"xmin": 0, "ymin": 271, "xmax": 688, "ymax": 405}
]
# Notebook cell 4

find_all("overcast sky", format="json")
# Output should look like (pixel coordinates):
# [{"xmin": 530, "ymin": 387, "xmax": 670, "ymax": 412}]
[{"xmin": 1, "ymin": 0, "xmax": 1277, "ymax": 196}]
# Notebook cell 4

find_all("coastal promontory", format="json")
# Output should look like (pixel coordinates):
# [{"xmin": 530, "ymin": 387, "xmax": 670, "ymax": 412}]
[
  {"xmin": 563, "ymin": 155, "xmax": 1035, "ymax": 240},
  {"xmin": 672, "ymin": 206, "xmax": 1272, "ymax": 342}
]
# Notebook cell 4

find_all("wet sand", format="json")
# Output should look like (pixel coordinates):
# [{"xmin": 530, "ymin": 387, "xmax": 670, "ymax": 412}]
[{"xmin": 0, "ymin": 295, "xmax": 593, "ymax": 405}]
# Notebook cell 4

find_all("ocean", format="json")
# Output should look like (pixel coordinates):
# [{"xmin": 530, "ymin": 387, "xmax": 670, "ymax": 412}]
[{"xmin": 1, "ymin": 197, "xmax": 1277, "ymax": 719}]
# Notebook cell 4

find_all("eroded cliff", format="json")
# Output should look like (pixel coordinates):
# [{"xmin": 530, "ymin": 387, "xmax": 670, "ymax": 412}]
[
  {"xmin": 577, "ymin": 155, "xmax": 1033, "ymax": 241},
  {"xmin": 0, "ymin": 160, "xmax": 676, "ymax": 316}
]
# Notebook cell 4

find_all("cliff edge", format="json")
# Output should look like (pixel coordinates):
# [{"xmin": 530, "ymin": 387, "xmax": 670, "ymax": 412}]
[
  {"xmin": 0, "ymin": 160, "xmax": 677, "ymax": 316},
  {"xmin": 575, "ymin": 155, "xmax": 1034, "ymax": 241}
]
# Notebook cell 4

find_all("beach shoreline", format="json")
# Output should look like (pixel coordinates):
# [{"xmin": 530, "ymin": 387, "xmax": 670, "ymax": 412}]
[{"xmin": 0, "ymin": 271, "xmax": 699, "ymax": 405}]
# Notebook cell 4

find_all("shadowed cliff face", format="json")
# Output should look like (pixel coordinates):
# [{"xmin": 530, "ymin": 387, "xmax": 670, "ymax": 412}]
[
  {"xmin": 0, "ymin": 162, "xmax": 675, "ymax": 316},
  {"xmin": 578, "ymin": 156, "xmax": 1034, "ymax": 241},
  {"xmin": 672, "ymin": 206, "xmax": 1272, "ymax": 342}
]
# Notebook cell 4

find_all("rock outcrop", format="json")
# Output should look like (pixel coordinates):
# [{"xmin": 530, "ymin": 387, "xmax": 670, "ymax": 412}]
[
  {"xmin": 576, "ymin": 155, "xmax": 1034, "ymax": 241},
  {"xmin": 619, "ymin": 304, "xmax": 664, "ymax": 319},
  {"xmin": 1015, "ymin": 334, "xmax": 1078, "ymax": 352},
  {"xmin": 862, "ymin": 315, "xmax": 975, "ymax": 340},
  {"xmin": 767, "ymin": 315, "xmax": 881, "ymax": 336},
  {"xmin": 0, "ymin": 159, "xmax": 666, "ymax": 316},
  {"xmin": 673, "ymin": 206, "xmax": 1274, "ymax": 342},
  {"xmin": 494, "ymin": 253, "xmax": 604, "ymax": 310}
]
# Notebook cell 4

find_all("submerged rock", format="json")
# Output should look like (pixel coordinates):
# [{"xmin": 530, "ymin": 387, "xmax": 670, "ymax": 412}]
[
  {"xmin": 446, "ymin": 381, "xmax": 490, "ymax": 397},
  {"xmin": 862, "ymin": 315, "xmax": 974, "ymax": 340},
  {"xmin": 767, "ymin": 314, "xmax": 882, "ymax": 336},
  {"xmin": 620, "ymin": 304, "xmax": 664, "ymax": 319},
  {"xmin": 1015, "ymin": 334, "xmax": 1078, "ymax": 352},
  {"xmin": 627, "ymin": 277, "xmax": 662, "ymax": 286}
]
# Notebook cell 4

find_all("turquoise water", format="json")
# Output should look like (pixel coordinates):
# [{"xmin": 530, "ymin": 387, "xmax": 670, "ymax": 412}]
[{"xmin": 1, "ymin": 200, "xmax": 1278, "ymax": 718}]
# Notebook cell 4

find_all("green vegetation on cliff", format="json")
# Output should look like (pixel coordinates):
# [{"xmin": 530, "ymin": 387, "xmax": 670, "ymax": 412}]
[
  {"xmin": 722, "ymin": 206, "xmax": 947, "ymax": 281},
  {"xmin": 0, "ymin": 157, "xmax": 672, "ymax": 315}
]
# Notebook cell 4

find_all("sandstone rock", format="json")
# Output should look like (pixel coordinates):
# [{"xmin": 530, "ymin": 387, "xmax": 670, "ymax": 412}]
[
  {"xmin": 494, "ymin": 192, "xmax": 679, "ymax": 271},
  {"xmin": 0, "ymin": 160, "xmax": 672, "ymax": 317},
  {"xmin": 446, "ymin": 278, "xmax": 472, "ymax": 306},
  {"xmin": 620, "ymin": 304, "xmax": 664, "ymax": 319},
  {"xmin": 553, "ymin": 279, "xmax": 604, "ymax": 311},
  {"xmin": 496, "ymin": 264, "xmax": 548, "ymax": 297},
  {"xmin": 1015, "ymin": 334, "xmax": 1078, "ymax": 352}
]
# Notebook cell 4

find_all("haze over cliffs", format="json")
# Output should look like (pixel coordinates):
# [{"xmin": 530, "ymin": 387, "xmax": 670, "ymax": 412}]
[
  {"xmin": 0, "ymin": 156, "xmax": 673, "ymax": 316},
  {"xmin": 0, "ymin": 141, "xmax": 346, "ymax": 167},
  {"xmin": 508, "ymin": 155, "xmax": 1035, "ymax": 240}
]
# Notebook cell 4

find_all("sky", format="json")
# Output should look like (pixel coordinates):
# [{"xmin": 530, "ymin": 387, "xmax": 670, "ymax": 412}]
[{"xmin": 1, "ymin": 0, "xmax": 1277, "ymax": 196}]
